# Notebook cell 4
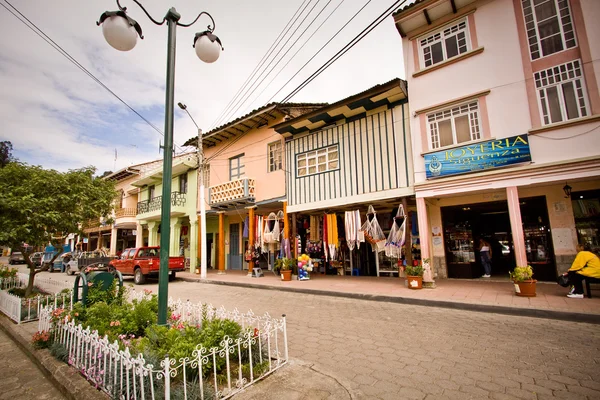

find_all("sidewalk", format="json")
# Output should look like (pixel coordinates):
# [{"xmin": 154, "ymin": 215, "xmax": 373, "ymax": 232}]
[{"xmin": 177, "ymin": 269, "xmax": 600, "ymax": 324}]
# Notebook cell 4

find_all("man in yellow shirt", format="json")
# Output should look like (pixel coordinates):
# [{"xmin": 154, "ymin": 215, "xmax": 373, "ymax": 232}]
[{"xmin": 564, "ymin": 243, "xmax": 600, "ymax": 298}]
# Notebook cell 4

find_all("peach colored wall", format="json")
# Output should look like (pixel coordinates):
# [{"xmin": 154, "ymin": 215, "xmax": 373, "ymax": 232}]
[
  {"xmin": 406, "ymin": 0, "xmax": 531, "ymax": 185},
  {"xmin": 203, "ymin": 120, "xmax": 287, "ymax": 209}
]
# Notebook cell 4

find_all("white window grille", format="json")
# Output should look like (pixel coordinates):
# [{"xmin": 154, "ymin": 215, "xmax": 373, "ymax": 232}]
[
  {"xmin": 229, "ymin": 154, "xmax": 245, "ymax": 180},
  {"xmin": 268, "ymin": 141, "xmax": 283, "ymax": 172},
  {"xmin": 428, "ymin": 101, "xmax": 481, "ymax": 150},
  {"xmin": 521, "ymin": 0, "xmax": 576, "ymax": 60},
  {"xmin": 534, "ymin": 59, "xmax": 588, "ymax": 125},
  {"xmin": 296, "ymin": 145, "xmax": 339, "ymax": 177},
  {"xmin": 419, "ymin": 20, "xmax": 469, "ymax": 68}
]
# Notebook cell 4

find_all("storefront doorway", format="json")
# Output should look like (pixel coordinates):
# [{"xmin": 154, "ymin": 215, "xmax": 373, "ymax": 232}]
[{"xmin": 442, "ymin": 196, "xmax": 556, "ymax": 281}]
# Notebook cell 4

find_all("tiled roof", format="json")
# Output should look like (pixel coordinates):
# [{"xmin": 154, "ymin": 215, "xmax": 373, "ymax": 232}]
[{"xmin": 392, "ymin": 0, "xmax": 427, "ymax": 18}]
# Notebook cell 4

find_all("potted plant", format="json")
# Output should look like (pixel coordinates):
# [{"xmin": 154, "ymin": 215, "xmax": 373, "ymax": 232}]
[
  {"xmin": 405, "ymin": 264, "xmax": 424, "ymax": 290},
  {"xmin": 274, "ymin": 258, "xmax": 294, "ymax": 281},
  {"xmin": 510, "ymin": 265, "xmax": 536, "ymax": 297}
]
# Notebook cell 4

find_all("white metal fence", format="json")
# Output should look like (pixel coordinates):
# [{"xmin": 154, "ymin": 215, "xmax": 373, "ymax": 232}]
[
  {"xmin": 39, "ymin": 295, "xmax": 288, "ymax": 399},
  {"xmin": 0, "ymin": 273, "xmax": 72, "ymax": 324}
]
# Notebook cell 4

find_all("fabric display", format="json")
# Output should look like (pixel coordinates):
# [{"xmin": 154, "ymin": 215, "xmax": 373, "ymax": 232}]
[
  {"xmin": 323, "ymin": 213, "xmax": 328, "ymax": 260},
  {"xmin": 326, "ymin": 213, "xmax": 338, "ymax": 260},
  {"xmin": 344, "ymin": 210, "xmax": 361, "ymax": 251},
  {"xmin": 385, "ymin": 204, "xmax": 407, "ymax": 259},
  {"xmin": 309, "ymin": 215, "xmax": 321, "ymax": 241},
  {"xmin": 306, "ymin": 241, "xmax": 322, "ymax": 254},
  {"xmin": 263, "ymin": 212, "xmax": 281, "ymax": 244},
  {"xmin": 243, "ymin": 216, "xmax": 249, "ymax": 238}
]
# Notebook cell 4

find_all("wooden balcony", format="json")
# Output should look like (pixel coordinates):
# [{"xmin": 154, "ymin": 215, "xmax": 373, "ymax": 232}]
[
  {"xmin": 115, "ymin": 207, "xmax": 137, "ymax": 218},
  {"xmin": 209, "ymin": 178, "xmax": 255, "ymax": 210}
]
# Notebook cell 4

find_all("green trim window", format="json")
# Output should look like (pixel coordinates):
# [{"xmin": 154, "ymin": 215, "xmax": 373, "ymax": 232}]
[
  {"xmin": 229, "ymin": 154, "xmax": 245, "ymax": 180},
  {"xmin": 296, "ymin": 145, "xmax": 339, "ymax": 177},
  {"xmin": 268, "ymin": 141, "xmax": 282, "ymax": 172}
]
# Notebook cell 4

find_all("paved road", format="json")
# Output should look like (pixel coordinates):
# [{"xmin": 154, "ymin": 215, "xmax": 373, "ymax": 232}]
[
  {"xmin": 11, "ymin": 267, "xmax": 600, "ymax": 399},
  {"xmin": 0, "ymin": 327, "xmax": 66, "ymax": 400}
]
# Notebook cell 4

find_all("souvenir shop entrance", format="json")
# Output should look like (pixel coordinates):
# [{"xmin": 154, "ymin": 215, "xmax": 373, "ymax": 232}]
[{"xmin": 441, "ymin": 196, "xmax": 556, "ymax": 281}]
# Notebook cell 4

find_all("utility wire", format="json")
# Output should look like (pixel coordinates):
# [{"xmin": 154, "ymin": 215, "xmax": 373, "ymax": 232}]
[
  {"xmin": 208, "ymin": 0, "xmax": 311, "ymax": 130},
  {"xmin": 280, "ymin": 0, "xmax": 408, "ymax": 103},
  {"xmin": 1, "ymin": 0, "xmax": 188, "ymax": 154},
  {"xmin": 217, "ymin": 0, "xmax": 324, "ymax": 127}
]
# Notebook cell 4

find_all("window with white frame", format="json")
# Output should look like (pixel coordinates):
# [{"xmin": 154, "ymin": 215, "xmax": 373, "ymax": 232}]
[
  {"xmin": 268, "ymin": 141, "xmax": 282, "ymax": 172},
  {"xmin": 296, "ymin": 145, "xmax": 339, "ymax": 177},
  {"xmin": 229, "ymin": 154, "xmax": 245, "ymax": 180},
  {"xmin": 521, "ymin": 0, "xmax": 576, "ymax": 60},
  {"xmin": 535, "ymin": 60, "xmax": 588, "ymax": 125},
  {"xmin": 428, "ymin": 101, "xmax": 481, "ymax": 149},
  {"xmin": 419, "ymin": 20, "xmax": 469, "ymax": 68}
]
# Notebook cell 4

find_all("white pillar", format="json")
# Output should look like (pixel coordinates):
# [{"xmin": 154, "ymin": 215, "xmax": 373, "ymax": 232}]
[
  {"xmin": 148, "ymin": 222, "xmax": 159, "ymax": 247},
  {"xmin": 170, "ymin": 218, "xmax": 182, "ymax": 257},
  {"xmin": 136, "ymin": 222, "xmax": 144, "ymax": 248},
  {"xmin": 190, "ymin": 220, "xmax": 198, "ymax": 273},
  {"xmin": 507, "ymin": 186, "xmax": 527, "ymax": 267},
  {"xmin": 416, "ymin": 197, "xmax": 435, "ymax": 283},
  {"xmin": 110, "ymin": 227, "xmax": 118, "ymax": 256}
]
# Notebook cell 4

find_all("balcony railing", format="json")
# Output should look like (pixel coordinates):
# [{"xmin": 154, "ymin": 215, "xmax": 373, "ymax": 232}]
[
  {"xmin": 114, "ymin": 207, "xmax": 137, "ymax": 218},
  {"xmin": 137, "ymin": 191, "xmax": 187, "ymax": 215},
  {"xmin": 209, "ymin": 178, "xmax": 255, "ymax": 210}
]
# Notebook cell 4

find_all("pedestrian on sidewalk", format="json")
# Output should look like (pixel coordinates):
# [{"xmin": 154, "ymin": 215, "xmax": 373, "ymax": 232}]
[
  {"xmin": 562, "ymin": 243, "xmax": 600, "ymax": 298},
  {"xmin": 479, "ymin": 238, "xmax": 492, "ymax": 278}
]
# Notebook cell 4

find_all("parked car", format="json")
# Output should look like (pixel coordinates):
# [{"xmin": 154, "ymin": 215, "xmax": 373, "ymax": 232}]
[
  {"xmin": 65, "ymin": 250, "xmax": 115, "ymax": 275},
  {"xmin": 31, "ymin": 252, "xmax": 43, "ymax": 266},
  {"xmin": 9, "ymin": 251, "xmax": 25, "ymax": 265},
  {"xmin": 109, "ymin": 246, "xmax": 186, "ymax": 284}
]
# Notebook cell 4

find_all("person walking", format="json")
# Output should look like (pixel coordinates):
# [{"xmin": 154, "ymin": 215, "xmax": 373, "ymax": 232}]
[
  {"xmin": 479, "ymin": 238, "xmax": 492, "ymax": 278},
  {"xmin": 562, "ymin": 243, "xmax": 600, "ymax": 298}
]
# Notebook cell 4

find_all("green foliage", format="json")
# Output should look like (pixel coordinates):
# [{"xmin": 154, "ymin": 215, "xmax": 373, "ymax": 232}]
[
  {"xmin": 405, "ymin": 264, "xmax": 424, "ymax": 276},
  {"xmin": 0, "ymin": 162, "xmax": 116, "ymax": 296},
  {"xmin": 0, "ymin": 265, "xmax": 18, "ymax": 278},
  {"xmin": 510, "ymin": 265, "xmax": 533, "ymax": 282},
  {"xmin": 0, "ymin": 141, "xmax": 13, "ymax": 168},
  {"xmin": 50, "ymin": 342, "xmax": 69, "ymax": 363}
]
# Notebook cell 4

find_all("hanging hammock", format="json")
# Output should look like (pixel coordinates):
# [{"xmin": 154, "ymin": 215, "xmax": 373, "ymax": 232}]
[
  {"xmin": 385, "ymin": 204, "xmax": 407, "ymax": 259},
  {"xmin": 264, "ymin": 212, "xmax": 279, "ymax": 244},
  {"xmin": 361, "ymin": 205, "xmax": 386, "ymax": 252}
]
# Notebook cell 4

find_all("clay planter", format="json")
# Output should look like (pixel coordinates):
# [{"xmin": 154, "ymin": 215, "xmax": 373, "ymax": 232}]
[
  {"xmin": 281, "ymin": 269, "xmax": 292, "ymax": 281},
  {"xmin": 407, "ymin": 276, "xmax": 423, "ymax": 289},
  {"xmin": 514, "ymin": 279, "xmax": 537, "ymax": 297}
]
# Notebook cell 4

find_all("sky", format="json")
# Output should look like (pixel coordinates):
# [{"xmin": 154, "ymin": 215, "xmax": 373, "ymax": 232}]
[{"xmin": 0, "ymin": 0, "xmax": 407, "ymax": 174}]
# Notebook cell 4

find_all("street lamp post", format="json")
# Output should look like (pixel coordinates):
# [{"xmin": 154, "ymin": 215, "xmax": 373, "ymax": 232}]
[
  {"xmin": 97, "ymin": 0, "xmax": 223, "ymax": 325},
  {"xmin": 178, "ymin": 102, "xmax": 208, "ymax": 279}
]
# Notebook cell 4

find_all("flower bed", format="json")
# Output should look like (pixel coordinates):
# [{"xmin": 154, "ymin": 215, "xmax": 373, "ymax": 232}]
[{"xmin": 38, "ymin": 285, "xmax": 288, "ymax": 399}]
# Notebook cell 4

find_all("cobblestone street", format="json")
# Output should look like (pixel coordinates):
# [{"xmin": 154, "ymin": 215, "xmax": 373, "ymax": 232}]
[
  {"xmin": 158, "ymin": 280, "xmax": 600, "ymax": 400},
  {"xmin": 0, "ymin": 327, "xmax": 65, "ymax": 400}
]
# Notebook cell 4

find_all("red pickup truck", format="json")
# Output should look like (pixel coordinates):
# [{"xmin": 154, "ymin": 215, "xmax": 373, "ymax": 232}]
[{"xmin": 109, "ymin": 247, "xmax": 186, "ymax": 285}]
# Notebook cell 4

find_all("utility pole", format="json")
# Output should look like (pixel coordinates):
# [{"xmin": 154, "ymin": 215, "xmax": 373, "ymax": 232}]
[{"xmin": 198, "ymin": 129, "xmax": 208, "ymax": 279}]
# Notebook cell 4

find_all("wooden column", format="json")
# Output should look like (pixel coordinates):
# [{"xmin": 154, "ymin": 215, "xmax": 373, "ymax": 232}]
[
  {"xmin": 402, "ymin": 197, "xmax": 413, "ymax": 274},
  {"xmin": 218, "ymin": 212, "xmax": 226, "ymax": 274},
  {"xmin": 248, "ymin": 206, "xmax": 255, "ymax": 275},
  {"xmin": 283, "ymin": 201, "xmax": 289, "ymax": 240},
  {"xmin": 291, "ymin": 215, "xmax": 297, "ymax": 258}
]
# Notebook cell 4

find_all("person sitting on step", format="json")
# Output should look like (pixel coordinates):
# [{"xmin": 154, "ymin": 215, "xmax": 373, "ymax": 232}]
[{"xmin": 563, "ymin": 243, "xmax": 600, "ymax": 298}]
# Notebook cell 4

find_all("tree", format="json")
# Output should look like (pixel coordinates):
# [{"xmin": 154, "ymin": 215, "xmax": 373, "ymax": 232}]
[
  {"xmin": 0, "ymin": 162, "xmax": 117, "ymax": 296},
  {"xmin": 0, "ymin": 141, "xmax": 14, "ymax": 168}
]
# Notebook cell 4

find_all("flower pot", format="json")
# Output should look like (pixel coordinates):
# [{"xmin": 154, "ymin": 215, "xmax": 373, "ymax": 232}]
[
  {"xmin": 514, "ymin": 279, "xmax": 537, "ymax": 297},
  {"xmin": 407, "ymin": 275, "xmax": 423, "ymax": 289},
  {"xmin": 281, "ymin": 269, "xmax": 292, "ymax": 281}
]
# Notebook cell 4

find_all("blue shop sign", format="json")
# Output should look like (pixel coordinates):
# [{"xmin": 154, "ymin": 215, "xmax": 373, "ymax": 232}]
[{"xmin": 424, "ymin": 134, "xmax": 532, "ymax": 179}]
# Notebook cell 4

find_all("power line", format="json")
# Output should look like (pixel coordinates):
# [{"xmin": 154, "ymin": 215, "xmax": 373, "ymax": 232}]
[
  {"xmin": 1, "ymin": 0, "xmax": 188, "ymax": 154},
  {"xmin": 208, "ymin": 0, "xmax": 312, "ymax": 130},
  {"xmin": 280, "ymin": 0, "xmax": 408, "ymax": 103}
]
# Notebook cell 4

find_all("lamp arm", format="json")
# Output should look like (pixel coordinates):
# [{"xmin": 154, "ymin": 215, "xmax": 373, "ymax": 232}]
[
  {"xmin": 119, "ymin": 0, "xmax": 167, "ymax": 25},
  {"xmin": 177, "ymin": 11, "xmax": 215, "ymax": 31}
]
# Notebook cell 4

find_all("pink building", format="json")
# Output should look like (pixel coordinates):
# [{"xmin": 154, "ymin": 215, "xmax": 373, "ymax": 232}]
[{"xmin": 394, "ymin": 0, "xmax": 600, "ymax": 280}]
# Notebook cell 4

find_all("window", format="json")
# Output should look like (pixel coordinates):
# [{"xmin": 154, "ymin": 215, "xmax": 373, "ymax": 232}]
[
  {"xmin": 268, "ymin": 141, "xmax": 283, "ymax": 172},
  {"xmin": 201, "ymin": 164, "xmax": 210, "ymax": 187},
  {"xmin": 521, "ymin": 0, "xmax": 576, "ymax": 60},
  {"xmin": 428, "ymin": 101, "xmax": 481, "ymax": 149},
  {"xmin": 179, "ymin": 173, "xmax": 188, "ymax": 193},
  {"xmin": 148, "ymin": 185, "xmax": 155, "ymax": 199},
  {"xmin": 419, "ymin": 20, "xmax": 469, "ymax": 68},
  {"xmin": 229, "ymin": 154, "xmax": 245, "ymax": 180},
  {"xmin": 535, "ymin": 60, "xmax": 588, "ymax": 125},
  {"xmin": 296, "ymin": 145, "xmax": 339, "ymax": 177}
]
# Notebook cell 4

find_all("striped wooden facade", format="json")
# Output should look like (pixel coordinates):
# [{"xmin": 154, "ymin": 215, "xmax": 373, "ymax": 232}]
[{"xmin": 285, "ymin": 102, "xmax": 412, "ymax": 212}]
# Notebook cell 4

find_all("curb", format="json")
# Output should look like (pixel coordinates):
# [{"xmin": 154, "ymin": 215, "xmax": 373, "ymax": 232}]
[
  {"xmin": 0, "ymin": 315, "xmax": 108, "ymax": 400},
  {"xmin": 180, "ymin": 276, "xmax": 600, "ymax": 325}
]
